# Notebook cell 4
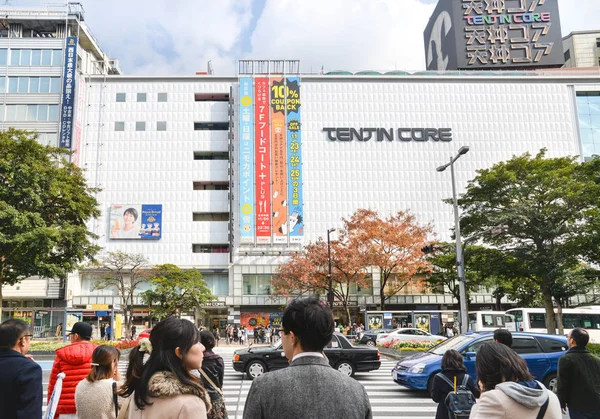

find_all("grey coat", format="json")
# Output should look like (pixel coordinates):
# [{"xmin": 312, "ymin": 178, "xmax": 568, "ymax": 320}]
[{"xmin": 242, "ymin": 355, "xmax": 372, "ymax": 419}]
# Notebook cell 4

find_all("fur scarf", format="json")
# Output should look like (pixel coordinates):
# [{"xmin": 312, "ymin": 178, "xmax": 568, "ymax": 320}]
[{"xmin": 147, "ymin": 371, "xmax": 211, "ymax": 413}]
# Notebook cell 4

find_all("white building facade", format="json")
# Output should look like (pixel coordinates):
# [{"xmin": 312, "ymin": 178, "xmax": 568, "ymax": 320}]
[{"xmin": 74, "ymin": 68, "xmax": 600, "ymax": 330}]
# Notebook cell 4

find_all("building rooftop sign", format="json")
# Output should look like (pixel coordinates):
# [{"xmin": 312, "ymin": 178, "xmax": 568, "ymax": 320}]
[{"xmin": 424, "ymin": 0, "xmax": 564, "ymax": 70}]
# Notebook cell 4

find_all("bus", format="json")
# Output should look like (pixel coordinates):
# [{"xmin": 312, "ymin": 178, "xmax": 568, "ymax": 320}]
[
  {"xmin": 506, "ymin": 307, "xmax": 600, "ymax": 343},
  {"xmin": 468, "ymin": 311, "xmax": 516, "ymax": 332}
]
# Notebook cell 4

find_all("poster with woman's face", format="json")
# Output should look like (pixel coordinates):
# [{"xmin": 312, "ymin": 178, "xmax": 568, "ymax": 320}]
[
  {"xmin": 109, "ymin": 204, "xmax": 162, "ymax": 240},
  {"xmin": 368, "ymin": 315, "xmax": 383, "ymax": 330}
]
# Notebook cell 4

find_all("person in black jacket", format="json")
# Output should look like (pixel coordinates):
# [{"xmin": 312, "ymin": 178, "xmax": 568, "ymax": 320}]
[
  {"xmin": 556, "ymin": 328, "xmax": 600, "ymax": 419},
  {"xmin": 0, "ymin": 318, "xmax": 43, "ymax": 419},
  {"xmin": 431, "ymin": 349, "xmax": 480, "ymax": 419},
  {"xmin": 199, "ymin": 329, "xmax": 227, "ymax": 417}
]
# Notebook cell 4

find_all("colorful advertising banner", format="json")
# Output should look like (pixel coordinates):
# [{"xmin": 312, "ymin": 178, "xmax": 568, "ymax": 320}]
[
  {"xmin": 270, "ymin": 78, "xmax": 288, "ymax": 243},
  {"xmin": 254, "ymin": 78, "xmax": 271, "ymax": 244},
  {"xmin": 240, "ymin": 312, "xmax": 271, "ymax": 330},
  {"xmin": 59, "ymin": 36, "xmax": 78, "ymax": 149},
  {"xmin": 239, "ymin": 78, "xmax": 255, "ymax": 244},
  {"xmin": 109, "ymin": 204, "xmax": 163, "ymax": 240},
  {"xmin": 269, "ymin": 312, "xmax": 283, "ymax": 329},
  {"xmin": 285, "ymin": 77, "xmax": 304, "ymax": 243}
]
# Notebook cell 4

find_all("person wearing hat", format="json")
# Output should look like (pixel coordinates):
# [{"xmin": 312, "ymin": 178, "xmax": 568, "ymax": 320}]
[{"xmin": 48, "ymin": 322, "xmax": 97, "ymax": 418}]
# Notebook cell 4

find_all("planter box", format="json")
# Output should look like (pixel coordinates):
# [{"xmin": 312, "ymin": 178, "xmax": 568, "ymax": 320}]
[{"xmin": 378, "ymin": 347, "xmax": 425, "ymax": 360}]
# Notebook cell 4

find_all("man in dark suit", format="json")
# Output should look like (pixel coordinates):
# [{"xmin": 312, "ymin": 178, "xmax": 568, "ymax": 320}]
[
  {"xmin": 243, "ymin": 297, "xmax": 372, "ymax": 419},
  {"xmin": 0, "ymin": 318, "xmax": 43, "ymax": 419}
]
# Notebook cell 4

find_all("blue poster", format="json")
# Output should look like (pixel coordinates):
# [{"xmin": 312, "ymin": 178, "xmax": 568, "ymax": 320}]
[
  {"xmin": 139, "ymin": 205, "xmax": 162, "ymax": 239},
  {"xmin": 383, "ymin": 312, "xmax": 393, "ymax": 329},
  {"xmin": 285, "ymin": 77, "xmax": 304, "ymax": 243},
  {"xmin": 239, "ymin": 77, "xmax": 255, "ymax": 244},
  {"xmin": 59, "ymin": 36, "xmax": 78, "ymax": 149},
  {"xmin": 269, "ymin": 312, "xmax": 283, "ymax": 328}
]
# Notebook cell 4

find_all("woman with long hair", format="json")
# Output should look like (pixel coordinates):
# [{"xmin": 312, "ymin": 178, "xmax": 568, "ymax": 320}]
[
  {"xmin": 431, "ymin": 349, "xmax": 479, "ymax": 419},
  {"xmin": 470, "ymin": 342, "xmax": 562, "ymax": 419},
  {"xmin": 75, "ymin": 345, "xmax": 121, "ymax": 419},
  {"xmin": 119, "ymin": 317, "xmax": 210, "ymax": 419}
]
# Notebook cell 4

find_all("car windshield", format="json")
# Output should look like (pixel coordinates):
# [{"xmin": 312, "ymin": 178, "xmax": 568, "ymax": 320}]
[
  {"xmin": 270, "ymin": 340, "xmax": 282, "ymax": 350},
  {"xmin": 429, "ymin": 335, "xmax": 475, "ymax": 355}
]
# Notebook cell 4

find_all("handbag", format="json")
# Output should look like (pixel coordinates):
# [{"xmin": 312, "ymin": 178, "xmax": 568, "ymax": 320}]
[
  {"xmin": 198, "ymin": 369, "xmax": 228, "ymax": 419},
  {"xmin": 116, "ymin": 394, "xmax": 131, "ymax": 419}
]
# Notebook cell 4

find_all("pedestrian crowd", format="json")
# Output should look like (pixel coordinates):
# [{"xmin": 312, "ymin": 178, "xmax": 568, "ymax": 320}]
[{"xmin": 1, "ymin": 302, "xmax": 599, "ymax": 419}]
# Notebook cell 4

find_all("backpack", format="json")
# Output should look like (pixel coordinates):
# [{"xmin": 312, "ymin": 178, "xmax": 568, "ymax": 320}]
[{"xmin": 436, "ymin": 373, "xmax": 476, "ymax": 419}]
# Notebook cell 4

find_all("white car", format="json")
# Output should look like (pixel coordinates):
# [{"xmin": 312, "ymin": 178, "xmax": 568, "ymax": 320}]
[{"xmin": 375, "ymin": 328, "xmax": 447, "ymax": 345}]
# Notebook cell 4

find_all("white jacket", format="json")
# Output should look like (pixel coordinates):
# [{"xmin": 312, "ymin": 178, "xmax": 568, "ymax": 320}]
[{"xmin": 470, "ymin": 381, "xmax": 562, "ymax": 419}]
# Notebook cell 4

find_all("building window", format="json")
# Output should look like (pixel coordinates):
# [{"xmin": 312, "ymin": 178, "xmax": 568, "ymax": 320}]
[
  {"xmin": 0, "ymin": 78, "xmax": 5, "ymax": 93},
  {"xmin": 0, "ymin": 49, "xmax": 7, "ymax": 65},
  {"xmin": 193, "ymin": 181, "xmax": 229, "ymax": 190},
  {"xmin": 194, "ymin": 93, "xmax": 229, "ymax": 102},
  {"xmin": 115, "ymin": 121, "xmax": 125, "ymax": 131},
  {"xmin": 564, "ymin": 49, "xmax": 571, "ymax": 62},
  {"xmin": 137, "ymin": 93, "xmax": 146, "ymax": 102},
  {"xmin": 192, "ymin": 244, "xmax": 229, "ymax": 253},
  {"xmin": 7, "ymin": 77, "xmax": 61, "ymax": 94},
  {"xmin": 596, "ymin": 39, "xmax": 600, "ymax": 48},
  {"xmin": 576, "ymin": 92, "xmax": 600, "ymax": 161},
  {"xmin": 5, "ymin": 104, "xmax": 58, "ymax": 121},
  {"xmin": 136, "ymin": 121, "xmax": 146, "ymax": 131},
  {"xmin": 194, "ymin": 122, "xmax": 229, "ymax": 130},
  {"xmin": 157, "ymin": 121, "xmax": 167, "ymax": 131},
  {"xmin": 36, "ymin": 133, "xmax": 58, "ymax": 147},
  {"xmin": 193, "ymin": 151, "xmax": 229, "ymax": 160},
  {"xmin": 116, "ymin": 93, "xmax": 126, "ymax": 102},
  {"xmin": 158, "ymin": 92, "xmax": 168, "ymax": 102},
  {"xmin": 192, "ymin": 212, "xmax": 229, "ymax": 221},
  {"xmin": 202, "ymin": 274, "xmax": 229, "ymax": 295},
  {"xmin": 9, "ymin": 49, "xmax": 62, "ymax": 66},
  {"xmin": 242, "ymin": 274, "xmax": 274, "ymax": 295}
]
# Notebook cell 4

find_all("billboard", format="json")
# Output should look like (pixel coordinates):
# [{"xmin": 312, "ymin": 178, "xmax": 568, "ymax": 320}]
[
  {"xmin": 424, "ymin": 0, "xmax": 564, "ymax": 70},
  {"xmin": 109, "ymin": 204, "xmax": 162, "ymax": 240},
  {"xmin": 59, "ymin": 36, "xmax": 78, "ymax": 149},
  {"xmin": 285, "ymin": 77, "xmax": 304, "ymax": 242},
  {"xmin": 254, "ymin": 78, "xmax": 271, "ymax": 244},
  {"xmin": 239, "ymin": 78, "xmax": 255, "ymax": 244},
  {"xmin": 270, "ymin": 78, "xmax": 288, "ymax": 243}
]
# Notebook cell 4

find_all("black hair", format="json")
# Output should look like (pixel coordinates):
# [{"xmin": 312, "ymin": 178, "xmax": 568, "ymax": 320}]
[
  {"xmin": 0, "ymin": 319, "xmax": 30, "ymax": 348},
  {"xmin": 199, "ymin": 330, "xmax": 215, "ymax": 351},
  {"xmin": 476, "ymin": 342, "xmax": 533, "ymax": 391},
  {"xmin": 87, "ymin": 345, "xmax": 120, "ymax": 382},
  {"xmin": 119, "ymin": 317, "xmax": 202, "ymax": 409},
  {"xmin": 282, "ymin": 296, "xmax": 334, "ymax": 352},
  {"xmin": 124, "ymin": 207, "xmax": 139, "ymax": 222},
  {"xmin": 441, "ymin": 349, "xmax": 466, "ymax": 371},
  {"xmin": 493, "ymin": 328, "xmax": 513, "ymax": 347},
  {"xmin": 570, "ymin": 328, "xmax": 590, "ymax": 347}
]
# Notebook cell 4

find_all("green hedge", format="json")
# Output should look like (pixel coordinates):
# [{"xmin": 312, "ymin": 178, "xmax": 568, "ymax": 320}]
[{"xmin": 588, "ymin": 343, "xmax": 600, "ymax": 356}]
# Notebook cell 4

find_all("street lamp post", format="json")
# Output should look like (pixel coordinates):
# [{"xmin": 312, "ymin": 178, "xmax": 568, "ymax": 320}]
[
  {"xmin": 327, "ymin": 228, "xmax": 336, "ymax": 310},
  {"xmin": 437, "ymin": 146, "xmax": 470, "ymax": 335}
]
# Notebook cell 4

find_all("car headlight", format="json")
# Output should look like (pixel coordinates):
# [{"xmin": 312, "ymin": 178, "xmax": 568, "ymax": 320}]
[{"xmin": 408, "ymin": 363, "xmax": 426, "ymax": 374}]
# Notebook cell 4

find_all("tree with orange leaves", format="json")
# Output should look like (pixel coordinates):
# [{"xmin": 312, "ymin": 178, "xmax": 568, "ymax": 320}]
[
  {"xmin": 273, "ymin": 235, "xmax": 370, "ymax": 324},
  {"xmin": 343, "ymin": 209, "xmax": 433, "ymax": 310}
]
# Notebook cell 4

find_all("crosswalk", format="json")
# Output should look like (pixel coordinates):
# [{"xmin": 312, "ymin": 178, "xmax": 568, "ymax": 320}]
[{"xmin": 41, "ymin": 353, "xmax": 438, "ymax": 418}]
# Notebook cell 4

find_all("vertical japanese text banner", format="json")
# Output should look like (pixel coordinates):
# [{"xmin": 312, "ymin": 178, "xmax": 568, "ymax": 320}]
[
  {"xmin": 285, "ymin": 77, "xmax": 304, "ymax": 243},
  {"xmin": 254, "ymin": 78, "xmax": 271, "ymax": 244},
  {"xmin": 270, "ymin": 78, "xmax": 288, "ymax": 243},
  {"xmin": 239, "ymin": 78, "xmax": 255, "ymax": 244},
  {"xmin": 59, "ymin": 36, "xmax": 78, "ymax": 149}
]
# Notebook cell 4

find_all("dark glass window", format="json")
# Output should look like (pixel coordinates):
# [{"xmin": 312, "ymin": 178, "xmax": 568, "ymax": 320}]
[
  {"xmin": 536, "ymin": 337, "xmax": 567, "ymax": 353},
  {"xmin": 512, "ymin": 338, "xmax": 542, "ymax": 354}
]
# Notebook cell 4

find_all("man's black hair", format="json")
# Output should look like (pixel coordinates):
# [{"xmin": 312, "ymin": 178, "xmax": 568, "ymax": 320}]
[
  {"xmin": 282, "ymin": 296, "xmax": 334, "ymax": 352},
  {"xmin": 493, "ymin": 328, "xmax": 513, "ymax": 348},
  {"xmin": 570, "ymin": 328, "xmax": 590, "ymax": 347},
  {"xmin": 0, "ymin": 319, "xmax": 30, "ymax": 348}
]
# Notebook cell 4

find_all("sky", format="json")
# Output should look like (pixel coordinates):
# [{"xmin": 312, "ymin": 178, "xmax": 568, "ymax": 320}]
[{"xmin": 4, "ymin": 0, "xmax": 600, "ymax": 76}]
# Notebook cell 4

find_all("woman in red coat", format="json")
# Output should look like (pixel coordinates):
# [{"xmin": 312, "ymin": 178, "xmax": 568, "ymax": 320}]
[{"xmin": 48, "ymin": 322, "xmax": 96, "ymax": 418}]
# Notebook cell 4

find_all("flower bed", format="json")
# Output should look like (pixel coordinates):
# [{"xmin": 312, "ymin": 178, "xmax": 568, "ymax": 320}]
[
  {"xmin": 378, "ymin": 339, "xmax": 443, "ymax": 351},
  {"xmin": 30, "ymin": 339, "xmax": 139, "ymax": 352}
]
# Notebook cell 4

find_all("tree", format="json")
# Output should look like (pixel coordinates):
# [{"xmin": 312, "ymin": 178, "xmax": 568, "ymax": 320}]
[
  {"xmin": 273, "ymin": 238, "xmax": 370, "ymax": 323},
  {"xmin": 0, "ymin": 129, "xmax": 100, "ymax": 318},
  {"xmin": 457, "ymin": 149, "xmax": 599, "ymax": 334},
  {"xmin": 343, "ymin": 209, "xmax": 432, "ymax": 310},
  {"xmin": 89, "ymin": 251, "xmax": 149, "ymax": 338},
  {"xmin": 141, "ymin": 264, "xmax": 214, "ymax": 320}
]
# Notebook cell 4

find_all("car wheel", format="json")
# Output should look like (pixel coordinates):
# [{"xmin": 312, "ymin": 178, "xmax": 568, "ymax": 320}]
[
  {"xmin": 543, "ymin": 373, "xmax": 558, "ymax": 393},
  {"xmin": 246, "ymin": 360, "xmax": 267, "ymax": 380},
  {"xmin": 366, "ymin": 340, "xmax": 376, "ymax": 347},
  {"xmin": 336, "ymin": 361, "xmax": 355, "ymax": 377}
]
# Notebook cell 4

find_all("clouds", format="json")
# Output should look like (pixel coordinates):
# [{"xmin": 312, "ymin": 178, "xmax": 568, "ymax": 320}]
[{"xmin": 7, "ymin": 0, "xmax": 600, "ymax": 75}]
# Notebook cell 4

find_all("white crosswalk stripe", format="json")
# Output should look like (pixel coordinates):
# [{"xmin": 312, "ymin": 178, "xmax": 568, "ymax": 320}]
[{"xmin": 42, "ymin": 353, "xmax": 438, "ymax": 418}]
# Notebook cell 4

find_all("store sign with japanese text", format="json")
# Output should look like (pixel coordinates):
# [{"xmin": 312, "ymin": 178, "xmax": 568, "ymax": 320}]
[{"xmin": 59, "ymin": 36, "xmax": 78, "ymax": 148}]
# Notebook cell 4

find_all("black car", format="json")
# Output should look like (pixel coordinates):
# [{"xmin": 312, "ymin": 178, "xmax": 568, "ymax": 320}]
[
  {"xmin": 233, "ymin": 332, "xmax": 381, "ymax": 379},
  {"xmin": 358, "ymin": 328, "xmax": 388, "ymax": 346}
]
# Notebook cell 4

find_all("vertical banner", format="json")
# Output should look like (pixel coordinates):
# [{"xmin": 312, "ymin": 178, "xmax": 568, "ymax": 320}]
[
  {"xmin": 270, "ymin": 78, "xmax": 288, "ymax": 243},
  {"xmin": 254, "ymin": 78, "xmax": 271, "ymax": 244},
  {"xmin": 59, "ymin": 36, "xmax": 78, "ymax": 149},
  {"xmin": 285, "ymin": 77, "xmax": 304, "ymax": 243},
  {"xmin": 239, "ymin": 78, "xmax": 255, "ymax": 244}
]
